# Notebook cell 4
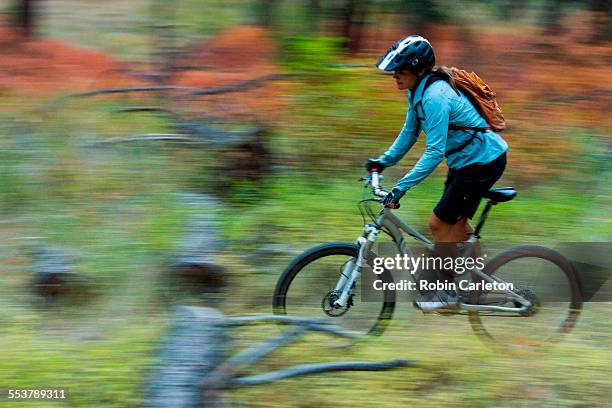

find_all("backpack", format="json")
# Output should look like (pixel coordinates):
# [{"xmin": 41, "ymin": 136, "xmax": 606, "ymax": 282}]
[{"xmin": 422, "ymin": 67, "xmax": 506, "ymax": 132}]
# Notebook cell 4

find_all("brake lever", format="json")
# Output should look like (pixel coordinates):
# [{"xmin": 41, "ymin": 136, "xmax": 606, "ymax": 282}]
[{"xmin": 360, "ymin": 175, "xmax": 370, "ymax": 187}]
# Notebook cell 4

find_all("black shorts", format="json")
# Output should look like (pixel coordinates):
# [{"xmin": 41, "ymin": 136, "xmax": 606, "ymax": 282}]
[{"xmin": 434, "ymin": 152, "xmax": 507, "ymax": 224}]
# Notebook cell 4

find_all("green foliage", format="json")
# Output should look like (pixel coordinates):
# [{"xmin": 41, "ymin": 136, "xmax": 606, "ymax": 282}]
[
  {"xmin": 173, "ymin": 0, "xmax": 250, "ymax": 37},
  {"xmin": 401, "ymin": 0, "xmax": 450, "ymax": 24},
  {"xmin": 249, "ymin": 0, "xmax": 276, "ymax": 27},
  {"xmin": 281, "ymin": 35, "xmax": 346, "ymax": 80},
  {"xmin": 4, "ymin": 0, "xmax": 22, "ymax": 28},
  {"xmin": 0, "ymin": 148, "xmax": 37, "ymax": 214}
]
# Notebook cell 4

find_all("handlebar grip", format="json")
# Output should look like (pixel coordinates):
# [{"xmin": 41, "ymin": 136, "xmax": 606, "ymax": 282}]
[{"xmin": 371, "ymin": 171, "xmax": 380, "ymax": 187}]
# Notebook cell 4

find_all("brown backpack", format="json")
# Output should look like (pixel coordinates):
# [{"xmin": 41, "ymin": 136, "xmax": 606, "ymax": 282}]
[{"xmin": 422, "ymin": 67, "xmax": 506, "ymax": 132}]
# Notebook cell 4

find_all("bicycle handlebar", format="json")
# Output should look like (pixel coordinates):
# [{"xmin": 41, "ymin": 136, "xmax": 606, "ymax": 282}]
[{"xmin": 369, "ymin": 171, "xmax": 388, "ymax": 198}]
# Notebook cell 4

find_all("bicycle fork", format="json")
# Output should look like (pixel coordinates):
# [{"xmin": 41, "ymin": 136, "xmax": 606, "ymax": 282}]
[{"xmin": 333, "ymin": 224, "xmax": 380, "ymax": 308}]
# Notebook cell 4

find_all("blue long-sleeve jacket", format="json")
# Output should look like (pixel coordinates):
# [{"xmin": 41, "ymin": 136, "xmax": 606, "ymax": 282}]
[{"xmin": 378, "ymin": 73, "xmax": 508, "ymax": 192}]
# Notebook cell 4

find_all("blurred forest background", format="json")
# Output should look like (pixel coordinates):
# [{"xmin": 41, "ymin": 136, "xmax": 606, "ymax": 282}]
[{"xmin": 0, "ymin": 0, "xmax": 610, "ymax": 407}]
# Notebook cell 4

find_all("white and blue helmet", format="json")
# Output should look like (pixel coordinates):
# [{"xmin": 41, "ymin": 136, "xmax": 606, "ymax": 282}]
[{"xmin": 376, "ymin": 35, "xmax": 435, "ymax": 72}]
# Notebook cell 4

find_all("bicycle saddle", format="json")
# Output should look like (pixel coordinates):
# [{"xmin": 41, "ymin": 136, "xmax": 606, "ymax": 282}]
[{"xmin": 483, "ymin": 187, "xmax": 517, "ymax": 203}]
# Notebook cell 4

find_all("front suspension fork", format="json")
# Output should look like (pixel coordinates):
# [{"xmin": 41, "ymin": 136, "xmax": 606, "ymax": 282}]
[{"xmin": 333, "ymin": 224, "xmax": 380, "ymax": 308}]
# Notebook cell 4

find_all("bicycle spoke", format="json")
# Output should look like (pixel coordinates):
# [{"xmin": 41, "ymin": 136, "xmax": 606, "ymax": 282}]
[
  {"xmin": 469, "ymin": 246, "xmax": 582, "ymax": 352},
  {"xmin": 274, "ymin": 243, "xmax": 395, "ymax": 336}
]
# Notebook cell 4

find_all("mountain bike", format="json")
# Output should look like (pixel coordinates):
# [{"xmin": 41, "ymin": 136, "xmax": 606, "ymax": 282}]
[{"xmin": 272, "ymin": 171, "xmax": 583, "ymax": 351}]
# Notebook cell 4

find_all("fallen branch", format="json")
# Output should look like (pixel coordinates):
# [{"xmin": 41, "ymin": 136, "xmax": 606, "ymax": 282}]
[
  {"xmin": 233, "ymin": 360, "xmax": 412, "ymax": 386},
  {"xmin": 146, "ymin": 307, "xmax": 412, "ymax": 407},
  {"xmin": 202, "ymin": 326, "xmax": 308, "ymax": 390},
  {"xmin": 227, "ymin": 315, "xmax": 360, "ymax": 339},
  {"xmin": 187, "ymin": 74, "xmax": 288, "ymax": 96},
  {"xmin": 113, "ymin": 106, "xmax": 175, "ymax": 115},
  {"xmin": 69, "ymin": 86, "xmax": 188, "ymax": 98},
  {"xmin": 85, "ymin": 134, "xmax": 205, "ymax": 146},
  {"xmin": 165, "ymin": 193, "xmax": 226, "ymax": 301},
  {"xmin": 67, "ymin": 73, "xmax": 290, "ymax": 99},
  {"xmin": 145, "ymin": 307, "xmax": 228, "ymax": 407}
]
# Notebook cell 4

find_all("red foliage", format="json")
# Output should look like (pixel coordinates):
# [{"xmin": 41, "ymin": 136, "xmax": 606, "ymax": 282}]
[
  {"xmin": 0, "ymin": 22, "xmax": 287, "ymax": 122},
  {"xmin": 0, "ymin": 20, "xmax": 124, "ymax": 95},
  {"xmin": 171, "ymin": 26, "xmax": 287, "ymax": 122}
]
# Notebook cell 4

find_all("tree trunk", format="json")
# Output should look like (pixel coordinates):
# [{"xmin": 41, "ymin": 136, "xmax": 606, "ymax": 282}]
[
  {"xmin": 30, "ymin": 247, "xmax": 88, "ymax": 303},
  {"xmin": 499, "ymin": 0, "xmax": 527, "ymax": 21},
  {"xmin": 342, "ymin": 0, "xmax": 368, "ymax": 53},
  {"xmin": 401, "ymin": 0, "xmax": 445, "ymax": 33},
  {"xmin": 165, "ymin": 193, "xmax": 226, "ymax": 302},
  {"xmin": 14, "ymin": 0, "xmax": 38, "ymax": 37},
  {"xmin": 589, "ymin": 0, "xmax": 611, "ymax": 43},
  {"xmin": 541, "ymin": 0, "xmax": 566, "ymax": 35},
  {"xmin": 254, "ymin": 0, "xmax": 276, "ymax": 27},
  {"xmin": 144, "ymin": 307, "xmax": 228, "ymax": 407},
  {"xmin": 305, "ymin": 0, "xmax": 321, "ymax": 34}
]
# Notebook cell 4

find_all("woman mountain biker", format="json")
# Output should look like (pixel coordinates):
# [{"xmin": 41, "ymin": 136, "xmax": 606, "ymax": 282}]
[{"xmin": 366, "ymin": 35, "xmax": 508, "ymax": 311}]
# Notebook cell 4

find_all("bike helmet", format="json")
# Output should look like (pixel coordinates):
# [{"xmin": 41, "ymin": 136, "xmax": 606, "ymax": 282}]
[{"xmin": 376, "ymin": 35, "xmax": 435, "ymax": 73}]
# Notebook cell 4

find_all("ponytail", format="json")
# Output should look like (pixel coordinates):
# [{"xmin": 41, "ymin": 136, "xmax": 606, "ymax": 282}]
[{"xmin": 430, "ymin": 66, "xmax": 458, "ymax": 93}]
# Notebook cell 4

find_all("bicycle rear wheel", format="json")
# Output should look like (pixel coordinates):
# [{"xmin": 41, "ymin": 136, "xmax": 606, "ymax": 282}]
[
  {"xmin": 273, "ymin": 242, "xmax": 395, "ymax": 336},
  {"xmin": 468, "ymin": 245, "xmax": 582, "ymax": 352}
]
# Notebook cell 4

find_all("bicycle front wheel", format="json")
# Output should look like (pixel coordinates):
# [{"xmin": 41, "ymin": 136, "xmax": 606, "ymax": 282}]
[
  {"xmin": 468, "ymin": 245, "xmax": 582, "ymax": 352},
  {"xmin": 273, "ymin": 242, "xmax": 395, "ymax": 336}
]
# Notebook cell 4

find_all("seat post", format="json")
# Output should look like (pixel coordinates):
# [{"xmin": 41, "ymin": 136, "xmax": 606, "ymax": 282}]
[{"xmin": 473, "ymin": 200, "xmax": 495, "ymax": 239}]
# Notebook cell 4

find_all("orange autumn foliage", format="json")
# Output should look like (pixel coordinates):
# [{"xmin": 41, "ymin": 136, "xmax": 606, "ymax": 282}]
[{"xmin": 0, "ymin": 22, "xmax": 287, "ymax": 123}]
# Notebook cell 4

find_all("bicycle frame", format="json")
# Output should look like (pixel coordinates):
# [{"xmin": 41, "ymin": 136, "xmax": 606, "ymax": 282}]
[{"xmin": 332, "ymin": 177, "xmax": 532, "ymax": 314}]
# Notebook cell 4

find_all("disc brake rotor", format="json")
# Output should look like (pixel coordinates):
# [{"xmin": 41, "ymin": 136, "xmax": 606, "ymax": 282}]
[{"xmin": 322, "ymin": 290, "xmax": 352, "ymax": 317}]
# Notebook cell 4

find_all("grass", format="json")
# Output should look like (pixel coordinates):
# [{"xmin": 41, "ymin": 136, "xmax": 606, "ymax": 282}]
[
  {"xmin": 0, "ymin": 99, "xmax": 609, "ymax": 406},
  {"xmin": 229, "ymin": 306, "xmax": 612, "ymax": 407},
  {"xmin": 0, "ymin": 148, "xmax": 609, "ymax": 406},
  {"xmin": 0, "ymin": 9, "xmax": 610, "ymax": 406},
  {"xmin": 1, "ymin": 106, "xmax": 609, "ymax": 397}
]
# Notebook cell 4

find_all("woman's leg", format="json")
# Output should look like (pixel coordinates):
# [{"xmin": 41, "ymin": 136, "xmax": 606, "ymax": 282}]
[
  {"xmin": 414, "ymin": 213, "xmax": 463, "ymax": 308},
  {"xmin": 432, "ymin": 152, "xmax": 507, "ymax": 244},
  {"xmin": 427, "ymin": 214, "xmax": 466, "ymax": 285},
  {"xmin": 415, "ymin": 154, "xmax": 506, "ymax": 311},
  {"xmin": 428, "ymin": 215, "xmax": 481, "ymax": 256},
  {"xmin": 428, "ymin": 213, "xmax": 469, "ymax": 243}
]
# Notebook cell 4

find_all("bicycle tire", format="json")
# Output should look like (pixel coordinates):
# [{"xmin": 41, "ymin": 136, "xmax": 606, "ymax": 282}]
[
  {"xmin": 468, "ymin": 245, "xmax": 582, "ymax": 351},
  {"xmin": 273, "ymin": 242, "xmax": 396, "ymax": 336}
]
